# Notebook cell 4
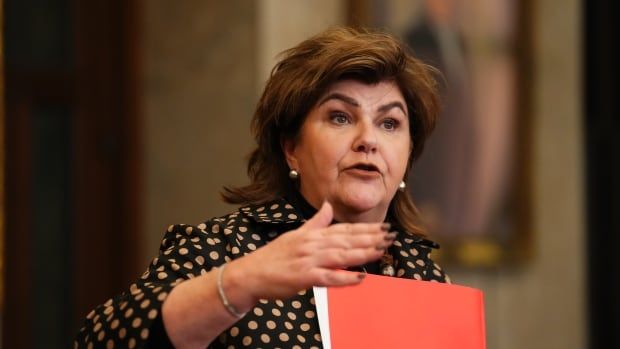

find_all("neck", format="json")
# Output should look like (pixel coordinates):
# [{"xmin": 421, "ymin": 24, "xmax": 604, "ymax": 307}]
[
  {"xmin": 294, "ymin": 188, "xmax": 389, "ymax": 223},
  {"xmin": 330, "ymin": 201, "xmax": 389, "ymax": 223}
]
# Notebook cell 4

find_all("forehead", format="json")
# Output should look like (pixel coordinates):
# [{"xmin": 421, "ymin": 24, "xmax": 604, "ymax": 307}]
[{"xmin": 318, "ymin": 79, "xmax": 406, "ymax": 106}]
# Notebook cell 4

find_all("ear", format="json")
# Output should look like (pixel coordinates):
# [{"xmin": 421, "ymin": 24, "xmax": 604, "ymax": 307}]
[{"xmin": 281, "ymin": 137, "xmax": 299, "ymax": 170}]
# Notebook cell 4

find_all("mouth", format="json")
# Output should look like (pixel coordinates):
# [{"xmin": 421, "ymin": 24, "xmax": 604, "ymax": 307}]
[{"xmin": 346, "ymin": 163, "xmax": 381, "ymax": 174}]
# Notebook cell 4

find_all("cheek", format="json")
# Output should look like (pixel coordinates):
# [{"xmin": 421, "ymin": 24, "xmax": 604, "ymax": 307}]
[
  {"xmin": 385, "ymin": 138, "xmax": 411, "ymax": 178},
  {"xmin": 299, "ymin": 139, "xmax": 344, "ymax": 177},
  {"xmin": 387, "ymin": 155, "xmax": 408, "ymax": 178},
  {"xmin": 315, "ymin": 143, "xmax": 347, "ymax": 173}
]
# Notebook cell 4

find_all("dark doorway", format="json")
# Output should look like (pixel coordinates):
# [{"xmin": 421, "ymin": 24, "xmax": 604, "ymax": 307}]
[
  {"xmin": 585, "ymin": 1, "xmax": 620, "ymax": 348},
  {"xmin": 3, "ymin": 1, "xmax": 143, "ymax": 347}
]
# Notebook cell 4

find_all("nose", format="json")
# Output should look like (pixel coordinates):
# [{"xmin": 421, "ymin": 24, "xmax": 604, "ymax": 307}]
[{"xmin": 352, "ymin": 122, "xmax": 377, "ymax": 153}]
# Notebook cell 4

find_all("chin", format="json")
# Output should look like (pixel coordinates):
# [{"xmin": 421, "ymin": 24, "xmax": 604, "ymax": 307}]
[{"xmin": 336, "ymin": 188, "xmax": 386, "ymax": 214}]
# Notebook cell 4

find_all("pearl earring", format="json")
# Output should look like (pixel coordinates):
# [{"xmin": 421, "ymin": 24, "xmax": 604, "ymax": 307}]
[
  {"xmin": 289, "ymin": 169, "xmax": 299, "ymax": 179},
  {"xmin": 398, "ymin": 181, "xmax": 406, "ymax": 192}
]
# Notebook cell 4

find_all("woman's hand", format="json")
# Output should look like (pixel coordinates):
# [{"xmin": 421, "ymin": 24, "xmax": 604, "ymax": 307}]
[
  {"xmin": 163, "ymin": 201, "xmax": 395, "ymax": 348},
  {"xmin": 224, "ymin": 201, "xmax": 396, "ymax": 311}
]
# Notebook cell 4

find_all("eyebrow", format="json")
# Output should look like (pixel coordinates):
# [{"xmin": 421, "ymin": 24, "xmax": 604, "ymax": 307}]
[
  {"xmin": 378, "ymin": 101, "xmax": 407, "ymax": 116},
  {"xmin": 317, "ymin": 92, "xmax": 407, "ymax": 116}
]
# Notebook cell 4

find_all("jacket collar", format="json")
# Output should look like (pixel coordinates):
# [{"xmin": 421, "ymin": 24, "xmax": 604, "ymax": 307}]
[
  {"xmin": 239, "ymin": 197, "xmax": 306, "ymax": 225},
  {"xmin": 239, "ymin": 196, "xmax": 439, "ymax": 249}
]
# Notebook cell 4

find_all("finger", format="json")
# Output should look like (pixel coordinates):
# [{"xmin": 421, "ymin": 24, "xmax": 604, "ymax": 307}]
[
  {"xmin": 312, "ymin": 269, "xmax": 366, "ymax": 287},
  {"xmin": 314, "ymin": 247, "xmax": 384, "ymax": 269},
  {"xmin": 323, "ymin": 221, "xmax": 391, "ymax": 237},
  {"xmin": 302, "ymin": 201, "xmax": 333, "ymax": 230},
  {"xmin": 313, "ymin": 231, "xmax": 397, "ymax": 250}
]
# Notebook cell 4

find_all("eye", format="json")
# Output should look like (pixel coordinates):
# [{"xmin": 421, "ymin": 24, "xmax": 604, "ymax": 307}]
[
  {"xmin": 381, "ymin": 118, "xmax": 399, "ymax": 131},
  {"xmin": 329, "ymin": 112, "xmax": 350, "ymax": 125}
]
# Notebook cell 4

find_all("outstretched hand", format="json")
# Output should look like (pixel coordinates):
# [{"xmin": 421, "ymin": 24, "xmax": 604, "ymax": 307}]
[
  {"xmin": 225, "ymin": 201, "xmax": 396, "ymax": 309},
  {"xmin": 161, "ymin": 201, "xmax": 397, "ymax": 347}
]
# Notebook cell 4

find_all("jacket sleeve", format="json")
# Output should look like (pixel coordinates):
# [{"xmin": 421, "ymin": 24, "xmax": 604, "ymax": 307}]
[{"xmin": 74, "ymin": 221, "xmax": 228, "ymax": 348}]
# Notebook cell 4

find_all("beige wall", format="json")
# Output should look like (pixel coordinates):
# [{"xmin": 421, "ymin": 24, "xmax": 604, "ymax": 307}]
[
  {"xmin": 256, "ymin": 0, "xmax": 345, "ymax": 88},
  {"xmin": 142, "ymin": 1, "xmax": 585, "ymax": 347},
  {"xmin": 143, "ymin": 1, "xmax": 257, "ymax": 255}
]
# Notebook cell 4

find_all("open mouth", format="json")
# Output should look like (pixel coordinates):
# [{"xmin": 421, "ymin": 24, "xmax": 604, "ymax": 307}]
[{"xmin": 349, "ymin": 163, "xmax": 380, "ymax": 173}]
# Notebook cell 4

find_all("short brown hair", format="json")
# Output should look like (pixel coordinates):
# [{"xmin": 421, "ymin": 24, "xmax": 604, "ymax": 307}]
[{"xmin": 222, "ymin": 27, "xmax": 440, "ymax": 236}]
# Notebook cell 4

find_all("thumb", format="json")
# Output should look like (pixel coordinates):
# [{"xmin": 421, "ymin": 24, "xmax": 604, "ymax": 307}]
[{"xmin": 303, "ymin": 201, "xmax": 333, "ymax": 230}]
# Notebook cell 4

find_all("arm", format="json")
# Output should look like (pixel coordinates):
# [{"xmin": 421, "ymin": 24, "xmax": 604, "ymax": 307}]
[
  {"xmin": 160, "ymin": 261, "xmax": 251, "ymax": 348},
  {"xmin": 163, "ymin": 201, "xmax": 395, "ymax": 348},
  {"xmin": 75, "ymin": 202, "xmax": 394, "ymax": 348}
]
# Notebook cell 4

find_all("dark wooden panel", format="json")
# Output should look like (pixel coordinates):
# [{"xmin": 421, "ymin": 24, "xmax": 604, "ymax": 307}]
[
  {"xmin": 3, "ymin": 0, "xmax": 143, "ymax": 346},
  {"xmin": 72, "ymin": 0, "xmax": 143, "ymax": 328},
  {"xmin": 4, "ymin": 100, "xmax": 35, "ymax": 349},
  {"xmin": 585, "ymin": 1, "xmax": 620, "ymax": 348}
]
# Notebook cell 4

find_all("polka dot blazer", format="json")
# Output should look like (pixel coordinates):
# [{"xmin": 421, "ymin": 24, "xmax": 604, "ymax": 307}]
[{"xmin": 74, "ymin": 196, "xmax": 449, "ymax": 348}]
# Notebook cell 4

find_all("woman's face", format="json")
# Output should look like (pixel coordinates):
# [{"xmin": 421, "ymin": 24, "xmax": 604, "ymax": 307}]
[{"xmin": 284, "ymin": 79, "xmax": 411, "ymax": 222}]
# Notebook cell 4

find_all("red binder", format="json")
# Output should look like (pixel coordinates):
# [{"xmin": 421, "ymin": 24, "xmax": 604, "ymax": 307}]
[{"xmin": 315, "ymin": 274, "xmax": 486, "ymax": 349}]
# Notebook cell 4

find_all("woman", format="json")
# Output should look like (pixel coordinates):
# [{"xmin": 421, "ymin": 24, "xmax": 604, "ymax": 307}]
[{"xmin": 75, "ymin": 27, "xmax": 449, "ymax": 349}]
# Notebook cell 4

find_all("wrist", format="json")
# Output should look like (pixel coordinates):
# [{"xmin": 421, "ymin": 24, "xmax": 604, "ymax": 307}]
[
  {"xmin": 219, "ymin": 260, "xmax": 260, "ymax": 314},
  {"xmin": 217, "ymin": 264, "xmax": 247, "ymax": 318}
]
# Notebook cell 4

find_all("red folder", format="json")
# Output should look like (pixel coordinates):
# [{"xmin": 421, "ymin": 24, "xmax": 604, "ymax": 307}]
[{"xmin": 319, "ymin": 274, "xmax": 486, "ymax": 349}]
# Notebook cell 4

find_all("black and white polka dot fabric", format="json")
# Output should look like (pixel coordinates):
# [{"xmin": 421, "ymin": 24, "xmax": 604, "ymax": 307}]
[{"xmin": 74, "ymin": 196, "xmax": 449, "ymax": 348}]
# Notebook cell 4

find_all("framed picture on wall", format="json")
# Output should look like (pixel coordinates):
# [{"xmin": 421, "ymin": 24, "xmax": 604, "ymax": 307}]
[{"xmin": 348, "ymin": 0, "xmax": 533, "ymax": 267}]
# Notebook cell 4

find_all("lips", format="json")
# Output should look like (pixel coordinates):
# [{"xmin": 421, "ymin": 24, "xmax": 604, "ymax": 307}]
[{"xmin": 347, "ymin": 163, "xmax": 381, "ymax": 173}]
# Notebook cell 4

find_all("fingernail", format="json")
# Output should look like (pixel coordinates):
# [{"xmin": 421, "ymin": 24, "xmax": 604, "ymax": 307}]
[
  {"xmin": 358, "ymin": 273, "xmax": 366, "ymax": 280},
  {"xmin": 380, "ymin": 223, "xmax": 391, "ymax": 232},
  {"xmin": 384, "ymin": 232, "xmax": 397, "ymax": 241},
  {"xmin": 376, "ymin": 244, "xmax": 387, "ymax": 251}
]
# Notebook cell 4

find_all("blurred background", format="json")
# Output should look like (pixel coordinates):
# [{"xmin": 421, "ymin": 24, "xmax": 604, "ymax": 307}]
[{"xmin": 1, "ymin": 0, "xmax": 618, "ymax": 348}]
